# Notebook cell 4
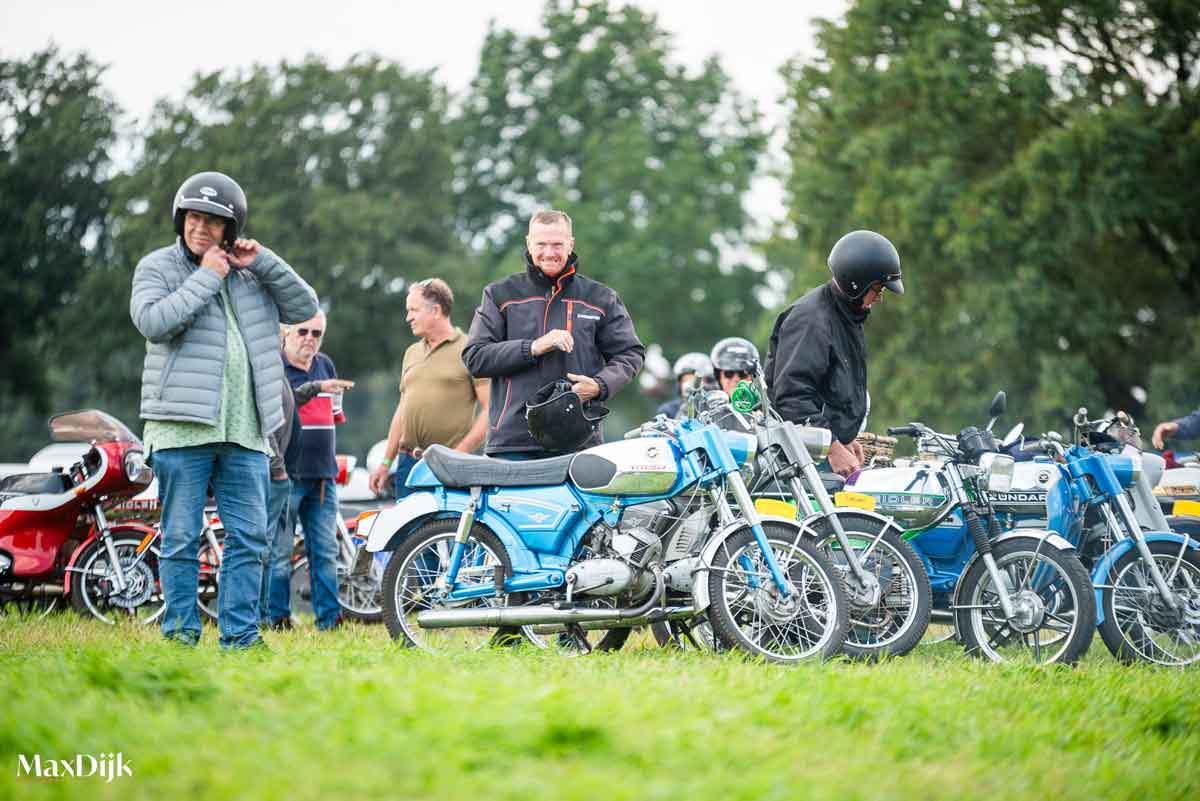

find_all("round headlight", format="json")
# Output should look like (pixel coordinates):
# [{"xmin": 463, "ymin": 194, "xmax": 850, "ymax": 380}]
[{"xmin": 123, "ymin": 450, "xmax": 148, "ymax": 482}]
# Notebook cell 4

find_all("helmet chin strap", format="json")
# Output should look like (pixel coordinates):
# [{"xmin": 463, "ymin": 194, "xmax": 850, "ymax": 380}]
[{"xmin": 831, "ymin": 277, "xmax": 868, "ymax": 307}]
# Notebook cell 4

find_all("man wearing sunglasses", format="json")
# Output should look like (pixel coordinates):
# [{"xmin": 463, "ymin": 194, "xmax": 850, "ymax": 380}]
[
  {"xmin": 279, "ymin": 311, "xmax": 355, "ymax": 630},
  {"xmin": 765, "ymin": 230, "xmax": 904, "ymax": 478}
]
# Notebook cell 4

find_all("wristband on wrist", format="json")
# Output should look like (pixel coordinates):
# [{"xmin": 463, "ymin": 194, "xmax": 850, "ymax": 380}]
[{"xmin": 380, "ymin": 457, "xmax": 393, "ymax": 468}]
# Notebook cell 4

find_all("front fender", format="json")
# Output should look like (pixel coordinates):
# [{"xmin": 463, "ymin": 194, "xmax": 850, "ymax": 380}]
[
  {"xmin": 692, "ymin": 515, "xmax": 806, "ymax": 612},
  {"xmin": 364, "ymin": 493, "xmax": 439, "ymax": 553},
  {"xmin": 1091, "ymin": 532, "xmax": 1200, "ymax": 625},
  {"xmin": 62, "ymin": 522, "xmax": 157, "ymax": 596}
]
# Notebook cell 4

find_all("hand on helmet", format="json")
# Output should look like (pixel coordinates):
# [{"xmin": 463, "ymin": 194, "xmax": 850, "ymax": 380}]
[
  {"xmin": 200, "ymin": 246, "xmax": 231, "ymax": 278},
  {"xmin": 227, "ymin": 238, "xmax": 261, "ymax": 269},
  {"xmin": 567, "ymin": 373, "xmax": 600, "ymax": 402},
  {"xmin": 532, "ymin": 329, "xmax": 574, "ymax": 356}
]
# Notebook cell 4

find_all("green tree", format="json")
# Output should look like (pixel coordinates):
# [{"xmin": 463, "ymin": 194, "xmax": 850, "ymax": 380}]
[
  {"xmin": 0, "ymin": 48, "xmax": 118, "ymax": 455},
  {"xmin": 454, "ymin": 0, "xmax": 769, "ymax": 377},
  {"xmin": 774, "ymin": 0, "xmax": 1199, "ymax": 437},
  {"xmin": 57, "ymin": 55, "xmax": 470, "ymax": 456}
]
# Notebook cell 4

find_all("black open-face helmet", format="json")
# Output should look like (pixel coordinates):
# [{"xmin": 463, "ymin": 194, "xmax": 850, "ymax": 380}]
[
  {"xmin": 172, "ymin": 171, "xmax": 248, "ymax": 249},
  {"xmin": 526, "ymin": 381, "xmax": 610, "ymax": 454},
  {"xmin": 828, "ymin": 230, "xmax": 903, "ymax": 302},
  {"xmin": 710, "ymin": 337, "xmax": 760, "ymax": 374}
]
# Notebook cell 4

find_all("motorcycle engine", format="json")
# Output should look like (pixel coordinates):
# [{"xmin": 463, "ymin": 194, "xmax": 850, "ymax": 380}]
[{"xmin": 566, "ymin": 523, "xmax": 662, "ymax": 598}]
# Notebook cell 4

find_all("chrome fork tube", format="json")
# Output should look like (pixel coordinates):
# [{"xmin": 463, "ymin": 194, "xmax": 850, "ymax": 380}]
[
  {"xmin": 795, "ymin": 467, "xmax": 870, "ymax": 585},
  {"xmin": 1110, "ymin": 495, "xmax": 1178, "ymax": 609},
  {"xmin": 93, "ymin": 507, "xmax": 129, "ymax": 593}
]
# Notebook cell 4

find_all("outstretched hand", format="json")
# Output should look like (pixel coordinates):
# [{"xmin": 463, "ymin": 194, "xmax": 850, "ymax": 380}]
[{"xmin": 1152, "ymin": 421, "xmax": 1179, "ymax": 450}]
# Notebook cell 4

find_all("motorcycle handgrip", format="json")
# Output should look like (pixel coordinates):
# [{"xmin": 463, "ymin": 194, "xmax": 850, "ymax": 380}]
[
  {"xmin": 623, "ymin": 427, "xmax": 643, "ymax": 440},
  {"xmin": 887, "ymin": 425, "xmax": 919, "ymax": 437}
]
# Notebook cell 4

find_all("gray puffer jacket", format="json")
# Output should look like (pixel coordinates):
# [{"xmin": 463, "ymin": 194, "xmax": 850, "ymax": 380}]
[{"xmin": 130, "ymin": 240, "xmax": 319, "ymax": 435}]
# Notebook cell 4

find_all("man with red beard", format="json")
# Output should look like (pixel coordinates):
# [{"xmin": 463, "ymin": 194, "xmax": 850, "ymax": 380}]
[{"xmin": 464, "ymin": 209, "xmax": 644, "ymax": 458}]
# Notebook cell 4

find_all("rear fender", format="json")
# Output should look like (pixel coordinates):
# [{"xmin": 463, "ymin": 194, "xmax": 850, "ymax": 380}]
[
  {"xmin": 363, "ymin": 490, "xmax": 540, "ymax": 573},
  {"xmin": 692, "ymin": 515, "xmax": 806, "ymax": 612},
  {"xmin": 62, "ymin": 522, "xmax": 157, "ymax": 596},
  {"xmin": 1091, "ymin": 532, "xmax": 1200, "ymax": 625}
]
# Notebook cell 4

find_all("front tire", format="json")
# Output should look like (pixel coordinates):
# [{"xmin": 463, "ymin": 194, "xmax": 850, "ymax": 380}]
[
  {"xmin": 954, "ymin": 537, "xmax": 1095, "ymax": 665},
  {"xmin": 1097, "ymin": 539, "xmax": 1200, "ymax": 666},
  {"xmin": 69, "ymin": 535, "xmax": 164, "ymax": 625},
  {"xmin": 707, "ymin": 522, "xmax": 849, "ymax": 663}
]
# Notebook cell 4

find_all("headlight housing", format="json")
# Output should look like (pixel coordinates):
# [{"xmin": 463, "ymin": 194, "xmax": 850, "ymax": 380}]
[
  {"xmin": 123, "ymin": 450, "xmax": 153, "ymax": 484},
  {"xmin": 979, "ymin": 452, "xmax": 1015, "ymax": 493}
]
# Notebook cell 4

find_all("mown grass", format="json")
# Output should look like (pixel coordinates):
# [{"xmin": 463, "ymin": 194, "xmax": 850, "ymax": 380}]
[{"xmin": 1, "ymin": 613, "xmax": 1198, "ymax": 801}]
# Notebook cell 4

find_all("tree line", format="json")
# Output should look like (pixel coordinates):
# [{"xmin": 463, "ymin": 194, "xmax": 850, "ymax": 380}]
[{"xmin": 2, "ymin": 0, "xmax": 1196, "ymax": 459}]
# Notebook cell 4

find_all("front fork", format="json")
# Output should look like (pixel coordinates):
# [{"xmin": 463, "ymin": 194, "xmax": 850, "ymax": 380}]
[
  {"xmin": 964, "ymin": 508, "xmax": 1016, "ymax": 620},
  {"xmin": 94, "ymin": 507, "xmax": 130, "ymax": 594},
  {"xmin": 722, "ymin": 472, "xmax": 795, "ymax": 596},
  {"xmin": 792, "ymin": 467, "xmax": 879, "ymax": 588},
  {"xmin": 1106, "ymin": 495, "xmax": 1184, "ymax": 609}
]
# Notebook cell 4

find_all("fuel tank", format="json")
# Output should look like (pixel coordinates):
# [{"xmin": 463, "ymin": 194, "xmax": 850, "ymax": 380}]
[{"xmin": 570, "ymin": 438, "xmax": 679, "ymax": 496}]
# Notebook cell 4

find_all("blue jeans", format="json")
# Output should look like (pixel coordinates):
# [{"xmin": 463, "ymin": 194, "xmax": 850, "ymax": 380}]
[
  {"xmin": 391, "ymin": 452, "xmax": 420, "ymax": 500},
  {"xmin": 154, "ymin": 444, "xmax": 269, "ymax": 648},
  {"xmin": 289, "ymin": 478, "xmax": 341, "ymax": 629},
  {"xmin": 259, "ymin": 477, "xmax": 293, "ymax": 623}
]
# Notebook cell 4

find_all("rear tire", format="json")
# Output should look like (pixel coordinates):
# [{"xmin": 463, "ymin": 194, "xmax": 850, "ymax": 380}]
[{"xmin": 381, "ymin": 518, "xmax": 517, "ymax": 652}]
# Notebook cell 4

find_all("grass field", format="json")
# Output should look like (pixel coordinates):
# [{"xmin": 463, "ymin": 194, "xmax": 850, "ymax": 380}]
[{"xmin": 2, "ymin": 613, "xmax": 1198, "ymax": 801}]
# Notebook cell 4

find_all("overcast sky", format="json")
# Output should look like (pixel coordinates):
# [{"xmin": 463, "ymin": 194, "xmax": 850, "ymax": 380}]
[{"xmin": 2, "ymin": 0, "xmax": 849, "ymax": 219}]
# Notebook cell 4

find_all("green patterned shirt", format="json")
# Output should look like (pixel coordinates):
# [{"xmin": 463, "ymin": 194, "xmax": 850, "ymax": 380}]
[{"xmin": 143, "ymin": 283, "xmax": 271, "ymax": 457}]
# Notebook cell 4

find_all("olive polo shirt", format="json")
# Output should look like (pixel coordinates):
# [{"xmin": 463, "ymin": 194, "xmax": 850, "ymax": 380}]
[{"xmin": 398, "ymin": 327, "xmax": 487, "ymax": 451}]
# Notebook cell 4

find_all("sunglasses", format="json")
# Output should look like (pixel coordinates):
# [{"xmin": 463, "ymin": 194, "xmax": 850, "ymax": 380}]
[
  {"xmin": 721, "ymin": 370, "xmax": 751, "ymax": 380},
  {"xmin": 295, "ymin": 328, "xmax": 323, "ymax": 339}
]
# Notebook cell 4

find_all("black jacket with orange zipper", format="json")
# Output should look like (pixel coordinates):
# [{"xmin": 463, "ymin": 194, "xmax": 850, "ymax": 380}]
[{"xmin": 463, "ymin": 251, "xmax": 646, "ymax": 454}]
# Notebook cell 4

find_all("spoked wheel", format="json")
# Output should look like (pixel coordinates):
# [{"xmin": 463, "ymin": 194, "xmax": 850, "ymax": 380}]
[
  {"xmin": 69, "ymin": 535, "xmax": 165, "ymax": 625},
  {"xmin": 196, "ymin": 531, "xmax": 222, "ymax": 623},
  {"xmin": 955, "ymin": 537, "xmax": 1095, "ymax": 664},
  {"xmin": 381, "ymin": 519, "xmax": 517, "ymax": 652},
  {"xmin": 651, "ymin": 615, "xmax": 722, "ymax": 651},
  {"xmin": 808, "ymin": 514, "xmax": 932, "ymax": 660},
  {"xmin": 1098, "ymin": 540, "xmax": 1200, "ymax": 666},
  {"xmin": 707, "ymin": 522, "xmax": 849, "ymax": 663},
  {"xmin": 521, "ymin": 598, "xmax": 632, "ymax": 655},
  {"xmin": 338, "ymin": 546, "xmax": 384, "ymax": 623}
]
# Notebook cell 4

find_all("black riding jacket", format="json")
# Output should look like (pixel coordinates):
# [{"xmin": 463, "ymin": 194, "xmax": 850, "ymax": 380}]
[
  {"xmin": 764, "ymin": 281, "xmax": 869, "ymax": 445},
  {"xmin": 463, "ymin": 252, "xmax": 645, "ymax": 454}
]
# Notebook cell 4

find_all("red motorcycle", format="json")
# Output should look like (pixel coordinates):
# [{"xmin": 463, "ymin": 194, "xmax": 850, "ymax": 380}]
[{"xmin": 0, "ymin": 410, "xmax": 160, "ymax": 623}]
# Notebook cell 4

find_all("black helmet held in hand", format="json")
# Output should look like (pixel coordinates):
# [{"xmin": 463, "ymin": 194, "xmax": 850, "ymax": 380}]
[
  {"xmin": 172, "ymin": 171, "xmax": 248, "ymax": 248},
  {"xmin": 710, "ymin": 337, "xmax": 760, "ymax": 373},
  {"xmin": 828, "ymin": 230, "xmax": 903, "ymax": 302},
  {"xmin": 525, "ymin": 381, "xmax": 610, "ymax": 454}
]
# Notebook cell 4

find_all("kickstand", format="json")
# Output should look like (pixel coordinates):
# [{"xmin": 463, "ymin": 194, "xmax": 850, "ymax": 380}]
[
  {"xmin": 565, "ymin": 623, "xmax": 593, "ymax": 653},
  {"xmin": 680, "ymin": 622, "xmax": 702, "ymax": 650}
]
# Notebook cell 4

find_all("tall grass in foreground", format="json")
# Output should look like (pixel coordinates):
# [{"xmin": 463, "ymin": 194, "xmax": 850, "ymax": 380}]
[{"xmin": 1, "ymin": 612, "xmax": 1198, "ymax": 801}]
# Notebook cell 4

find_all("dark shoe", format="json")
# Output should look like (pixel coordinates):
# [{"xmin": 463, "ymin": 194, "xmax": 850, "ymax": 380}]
[{"xmin": 266, "ymin": 616, "xmax": 293, "ymax": 631}]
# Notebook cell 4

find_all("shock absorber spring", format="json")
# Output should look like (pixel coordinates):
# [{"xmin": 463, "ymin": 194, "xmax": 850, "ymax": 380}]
[{"xmin": 966, "ymin": 509, "xmax": 992, "ymax": 556}]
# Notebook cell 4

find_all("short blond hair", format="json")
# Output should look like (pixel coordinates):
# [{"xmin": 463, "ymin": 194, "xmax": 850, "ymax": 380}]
[{"xmin": 529, "ymin": 209, "xmax": 573, "ymax": 234}]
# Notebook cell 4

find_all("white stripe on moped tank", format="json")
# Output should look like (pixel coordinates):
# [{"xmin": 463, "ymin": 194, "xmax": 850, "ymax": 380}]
[{"xmin": 365, "ymin": 492, "xmax": 439, "ymax": 552}]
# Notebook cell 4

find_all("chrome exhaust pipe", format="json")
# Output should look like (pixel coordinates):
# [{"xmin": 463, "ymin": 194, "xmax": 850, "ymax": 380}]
[
  {"xmin": 527, "ymin": 605, "xmax": 697, "ymax": 634},
  {"xmin": 417, "ymin": 564, "xmax": 667, "ymax": 630}
]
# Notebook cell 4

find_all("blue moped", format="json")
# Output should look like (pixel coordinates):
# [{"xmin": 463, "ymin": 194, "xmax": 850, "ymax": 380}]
[
  {"xmin": 362, "ymin": 413, "xmax": 849, "ymax": 663},
  {"xmin": 1029, "ymin": 409, "xmax": 1200, "ymax": 665}
]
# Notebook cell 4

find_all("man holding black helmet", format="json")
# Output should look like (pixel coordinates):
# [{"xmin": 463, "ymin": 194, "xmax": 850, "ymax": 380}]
[
  {"xmin": 764, "ymin": 230, "xmax": 904, "ymax": 478},
  {"xmin": 463, "ymin": 209, "xmax": 645, "ymax": 457},
  {"xmin": 130, "ymin": 171, "xmax": 318, "ymax": 649}
]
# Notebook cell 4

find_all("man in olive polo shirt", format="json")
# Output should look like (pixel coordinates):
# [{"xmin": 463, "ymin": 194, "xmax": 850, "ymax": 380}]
[{"xmin": 368, "ymin": 278, "xmax": 489, "ymax": 499}]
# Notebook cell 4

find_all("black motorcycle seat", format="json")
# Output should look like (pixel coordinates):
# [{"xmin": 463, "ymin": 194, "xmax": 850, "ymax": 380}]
[
  {"xmin": 421, "ymin": 445, "xmax": 575, "ymax": 488},
  {"xmin": 0, "ymin": 472, "xmax": 72, "ymax": 498},
  {"xmin": 819, "ymin": 472, "xmax": 845, "ymax": 494}
]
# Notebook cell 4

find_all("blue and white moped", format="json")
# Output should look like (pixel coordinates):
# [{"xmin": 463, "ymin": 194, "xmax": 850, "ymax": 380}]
[{"xmin": 361, "ymin": 412, "xmax": 849, "ymax": 663}]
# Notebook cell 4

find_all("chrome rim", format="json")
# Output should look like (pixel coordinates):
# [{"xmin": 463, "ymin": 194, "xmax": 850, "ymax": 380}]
[{"xmin": 1109, "ymin": 552, "xmax": 1200, "ymax": 666}]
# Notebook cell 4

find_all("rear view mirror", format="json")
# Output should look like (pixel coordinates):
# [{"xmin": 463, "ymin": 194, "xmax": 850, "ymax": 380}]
[{"xmin": 989, "ymin": 391, "xmax": 1007, "ymax": 419}]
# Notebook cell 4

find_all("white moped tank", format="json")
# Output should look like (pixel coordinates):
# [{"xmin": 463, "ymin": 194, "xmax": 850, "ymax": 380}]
[{"xmin": 570, "ymin": 438, "xmax": 679, "ymax": 496}]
